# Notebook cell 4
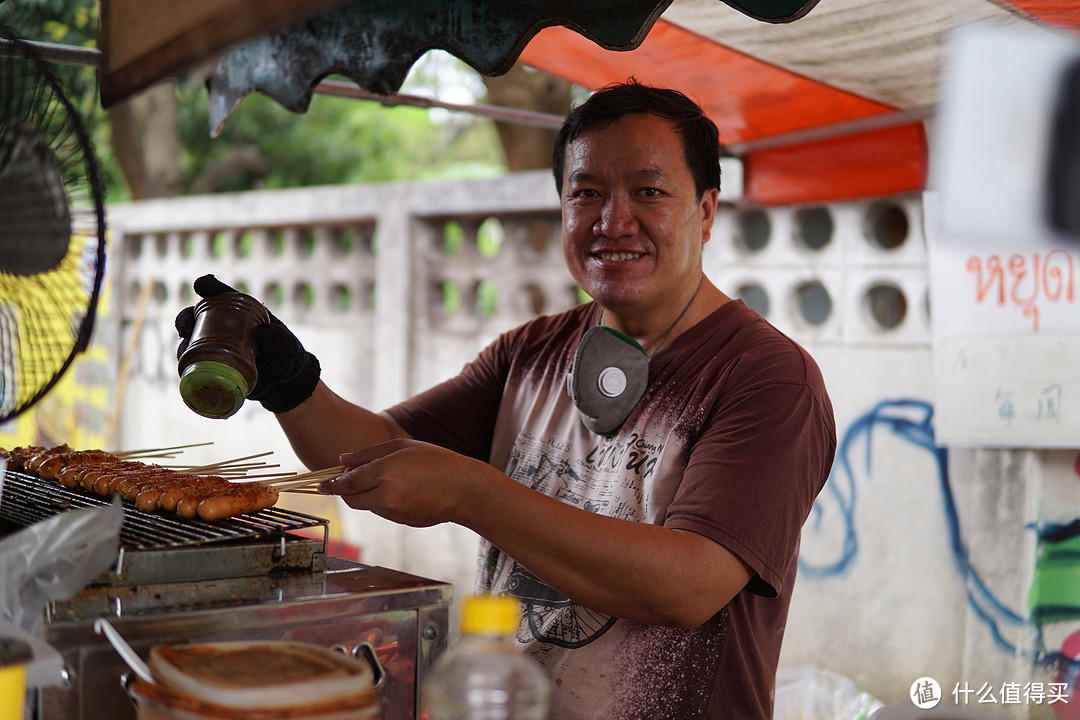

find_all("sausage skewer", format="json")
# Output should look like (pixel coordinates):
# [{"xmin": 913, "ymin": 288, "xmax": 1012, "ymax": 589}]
[
  {"xmin": 13, "ymin": 444, "xmax": 279, "ymax": 521},
  {"xmin": 176, "ymin": 480, "xmax": 279, "ymax": 521},
  {"xmin": 14, "ymin": 446, "xmax": 62, "ymax": 474}
]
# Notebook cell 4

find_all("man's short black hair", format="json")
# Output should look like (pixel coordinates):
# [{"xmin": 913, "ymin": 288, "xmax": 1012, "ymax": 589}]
[{"xmin": 552, "ymin": 78, "xmax": 722, "ymax": 201}]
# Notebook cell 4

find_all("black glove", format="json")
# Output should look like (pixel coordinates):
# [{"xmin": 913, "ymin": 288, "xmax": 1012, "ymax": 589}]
[{"xmin": 175, "ymin": 274, "xmax": 321, "ymax": 414}]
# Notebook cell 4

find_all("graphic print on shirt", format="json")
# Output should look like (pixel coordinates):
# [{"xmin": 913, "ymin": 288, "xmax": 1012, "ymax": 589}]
[
  {"xmin": 503, "ymin": 561, "xmax": 617, "ymax": 648},
  {"xmin": 481, "ymin": 426, "xmax": 672, "ymax": 649}
]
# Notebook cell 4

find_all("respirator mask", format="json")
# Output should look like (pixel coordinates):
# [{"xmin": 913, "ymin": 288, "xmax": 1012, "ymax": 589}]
[
  {"xmin": 566, "ymin": 275, "xmax": 703, "ymax": 435},
  {"xmin": 565, "ymin": 326, "xmax": 649, "ymax": 436}
]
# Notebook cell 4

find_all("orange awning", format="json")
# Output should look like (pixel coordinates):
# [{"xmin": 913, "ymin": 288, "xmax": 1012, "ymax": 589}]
[{"xmin": 517, "ymin": 0, "xmax": 1080, "ymax": 205}]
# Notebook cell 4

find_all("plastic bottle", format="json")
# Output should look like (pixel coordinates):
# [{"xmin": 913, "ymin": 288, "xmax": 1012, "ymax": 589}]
[
  {"xmin": 0, "ymin": 637, "xmax": 30, "ymax": 720},
  {"xmin": 422, "ymin": 595, "xmax": 551, "ymax": 720},
  {"xmin": 177, "ymin": 292, "xmax": 269, "ymax": 419}
]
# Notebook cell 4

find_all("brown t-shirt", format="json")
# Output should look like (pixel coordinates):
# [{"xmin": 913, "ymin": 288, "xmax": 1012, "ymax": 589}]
[{"xmin": 388, "ymin": 300, "xmax": 836, "ymax": 719}]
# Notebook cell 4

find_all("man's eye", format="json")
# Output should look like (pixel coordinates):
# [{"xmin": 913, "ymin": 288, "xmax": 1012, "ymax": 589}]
[
  {"xmin": 640, "ymin": 187, "xmax": 662, "ymax": 197},
  {"xmin": 573, "ymin": 189, "xmax": 599, "ymax": 198}
]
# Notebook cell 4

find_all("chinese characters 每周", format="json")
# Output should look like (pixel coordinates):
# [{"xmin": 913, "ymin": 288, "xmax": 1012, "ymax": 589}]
[{"xmin": 993, "ymin": 384, "xmax": 1063, "ymax": 427}]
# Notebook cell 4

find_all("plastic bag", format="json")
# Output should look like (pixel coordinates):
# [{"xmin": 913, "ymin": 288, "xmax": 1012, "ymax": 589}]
[
  {"xmin": 774, "ymin": 666, "xmax": 883, "ymax": 720},
  {"xmin": 0, "ymin": 488, "xmax": 123, "ymax": 636}
]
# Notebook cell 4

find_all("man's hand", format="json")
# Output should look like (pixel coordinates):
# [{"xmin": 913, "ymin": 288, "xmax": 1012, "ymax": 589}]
[
  {"xmin": 175, "ymin": 274, "xmax": 321, "ymax": 414},
  {"xmin": 318, "ymin": 439, "xmax": 483, "ymax": 527}
]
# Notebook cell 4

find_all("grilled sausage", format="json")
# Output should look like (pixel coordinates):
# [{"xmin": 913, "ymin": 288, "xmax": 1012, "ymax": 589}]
[
  {"xmin": 118, "ymin": 468, "xmax": 176, "ymax": 501},
  {"xmin": 189, "ymin": 482, "xmax": 279, "ymax": 521},
  {"xmin": 8, "ymin": 446, "xmax": 45, "ymax": 471},
  {"xmin": 159, "ymin": 476, "xmax": 234, "ymax": 513},
  {"xmin": 23, "ymin": 444, "xmax": 71, "ymax": 474},
  {"xmin": 59, "ymin": 463, "xmax": 101, "ymax": 488},
  {"xmin": 134, "ymin": 473, "xmax": 201, "ymax": 512},
  {"xmin": 90, "ymin": 462, "xmax": 154, "ymax": 495},
  {"xmin": 37, "ymin": 450, "xmax": 119, "ymax": 481}
]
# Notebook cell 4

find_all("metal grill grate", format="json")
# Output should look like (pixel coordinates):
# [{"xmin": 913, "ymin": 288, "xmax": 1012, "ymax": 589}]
[{"xmin": 0, "ymin": 469, "xmax": 328, "ymax": 551}]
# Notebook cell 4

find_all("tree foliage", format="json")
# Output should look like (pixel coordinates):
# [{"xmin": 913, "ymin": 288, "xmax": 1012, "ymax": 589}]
[
  {"xmin": 178, "ymin": 78, "xmax": 507, "ymax": 194},
  {"xmin": 0, "ymin": 0, "xmax": 97, "ymax": 95},
  {"xmin": 2, "ymin": 2, "xmax": 510, "ymax": 199},
  {"xmin": 0, "ymin": 0, "xmax": 129, "ymax": 197}
]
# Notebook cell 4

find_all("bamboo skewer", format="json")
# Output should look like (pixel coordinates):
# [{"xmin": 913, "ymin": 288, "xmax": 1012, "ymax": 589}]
[
  {"xmin": 119, "ymin": 448, "xmax": 298, "ymax": 483},
  {"xmin": 271, "ymin": 478, "xmax": 341, "ymax": 492},
  {"xmin": 227, "ymin": 472, "xmax": 295, "ymax": 482},
  {"xmin": 181, "ymin": 452, "xmax": 275, "ymax": 475},
  {"xmin": 211, "ymin": 464, "xmax": 282, "ymax": 475},
  {"xmin": 274, "ymin": 480, "xmax": 330, "ymax": 492},
  {"xmin": 83, "ymin": 443, "xmax": 349, "ymax": 492},
  {"xmin": 268, "ymin": 464, "xmax": 343, "ymax": 483},
  {"xmin": 161, "ymin": 463, "xmax": 281, "ymax": 473},
  {"xmin": 111, "ymin": 442, "xmax": 215, "ymax": 459},
  {"xmin": 268, "ymin": 465, "xmax": 343, "ymax": 492}
]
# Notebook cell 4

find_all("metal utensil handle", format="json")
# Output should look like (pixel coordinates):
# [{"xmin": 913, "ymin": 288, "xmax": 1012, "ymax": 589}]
[
  {"xmin": 332, "ymin": 641, "xmax": 386, "ymax": 688},
  {"xmin": 93, "ymin": 617, "xmax": 156, "ymax": 685},
  {"xmin": 353, "ymin": 641, "xmax": 386, "ymax": 688}
]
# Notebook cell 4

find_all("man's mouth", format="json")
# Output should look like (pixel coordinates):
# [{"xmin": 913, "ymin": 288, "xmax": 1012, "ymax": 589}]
[{"xmin": 596, "ymin": 252, "xmax": 644, "ymax": 262}]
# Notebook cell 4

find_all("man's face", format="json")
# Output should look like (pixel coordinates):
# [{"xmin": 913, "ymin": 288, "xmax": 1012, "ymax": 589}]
[{"xmin": 560, "ymin": 113, "xmax": 717, "ymax": 319}]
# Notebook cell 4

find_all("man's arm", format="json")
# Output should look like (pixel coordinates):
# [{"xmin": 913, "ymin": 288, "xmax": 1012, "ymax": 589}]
[
  {"xmin": 464, "ymin": 461, "xmax": 754, "ymax": 628},
  {"xmin": 320, "ymin": 438, "xmax": 753, "ymax": 629},
  {"xmin": 275, "ymin": 382, "xmax": 411, "ymax": 471}
]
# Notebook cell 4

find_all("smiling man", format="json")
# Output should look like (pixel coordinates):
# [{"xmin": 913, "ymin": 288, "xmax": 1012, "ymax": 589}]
[{"xmin": 177, "ymin": 79, "xmax": 836, "ymax": 719}]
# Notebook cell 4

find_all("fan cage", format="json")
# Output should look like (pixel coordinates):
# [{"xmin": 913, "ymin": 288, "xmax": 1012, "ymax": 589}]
[{"xmin": 0, "ymin": 25, "xmax": 107, "ymax": 424}]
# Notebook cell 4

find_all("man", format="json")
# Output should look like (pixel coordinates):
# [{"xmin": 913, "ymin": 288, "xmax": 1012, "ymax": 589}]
[{"xmin": 177, "ymin": 79, "xmax": 835, "ymax": 718}]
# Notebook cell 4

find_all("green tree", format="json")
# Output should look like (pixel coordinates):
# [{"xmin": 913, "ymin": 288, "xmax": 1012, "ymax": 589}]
[
  {"xmin": 2, "ymin": 3, "xmax": 571, "ymax": 199},
  {"xmin": 178, "ymin": 78, "xmax": 507, "ymax": 193},
  {"xmin": 0, "ymin": 0, "xmax": 128, "ymax": 198}
]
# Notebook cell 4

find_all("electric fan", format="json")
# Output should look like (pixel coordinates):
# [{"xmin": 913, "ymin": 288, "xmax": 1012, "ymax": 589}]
[{"xmin": 0, "ymin": 25, "xmax": 107, "ymax": 424}]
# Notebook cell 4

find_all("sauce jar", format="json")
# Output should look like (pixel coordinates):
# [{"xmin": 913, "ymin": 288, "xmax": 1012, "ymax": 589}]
[{"xmin": 178, "ymin": 293, "xmax": 270, "ymax": 419}]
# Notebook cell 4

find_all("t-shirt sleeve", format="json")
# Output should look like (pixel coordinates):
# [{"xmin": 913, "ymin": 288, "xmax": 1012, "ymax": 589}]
[
  {"xmin": 384, "ymin": 334, "xmax": 513, "ymax": 462},
  {"xmin": 664, "ymin": 379, "xmax": 836, "ymax": 598}
]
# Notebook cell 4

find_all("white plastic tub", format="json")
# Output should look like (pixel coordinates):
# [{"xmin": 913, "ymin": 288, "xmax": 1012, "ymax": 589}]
[{"xmin": 130, "ymin": 640, "xmax": 379, "ymax": 720}]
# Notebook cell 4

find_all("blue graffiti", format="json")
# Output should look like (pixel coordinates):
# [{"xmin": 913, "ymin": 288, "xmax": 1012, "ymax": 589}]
[{"xmin": 799, "ymin": 398, "xmax": 1066, "ymax": 667}]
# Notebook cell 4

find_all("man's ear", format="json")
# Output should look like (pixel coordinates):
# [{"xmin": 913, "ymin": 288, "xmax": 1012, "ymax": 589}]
[{"xmin": 699, "ymin": 188, "xmax": 719, "ymax": 245}]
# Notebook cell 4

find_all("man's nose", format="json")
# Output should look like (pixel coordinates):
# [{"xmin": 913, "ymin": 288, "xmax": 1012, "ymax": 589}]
[{"xmin": 594, "ymin": 197, "xmax": 639, "ymax": 237}]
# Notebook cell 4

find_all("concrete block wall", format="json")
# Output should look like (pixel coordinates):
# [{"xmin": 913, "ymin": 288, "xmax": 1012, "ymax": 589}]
[{"xmin": 107, "ymin": 174, "xmax": 1079, "ymax": 717}]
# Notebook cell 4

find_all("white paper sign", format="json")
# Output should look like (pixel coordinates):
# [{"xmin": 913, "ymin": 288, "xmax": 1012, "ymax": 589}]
[
  {"xmin": 926, "ymin": 193, "xmax": 1080, "ymax": 447},
  {"xmin": 934, "ymin": 335, "xmax": 1080, "ymax": 446},
  {"xmin": 927, "ymin": 21, "xmax": 1080, "ymax": 448}
]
